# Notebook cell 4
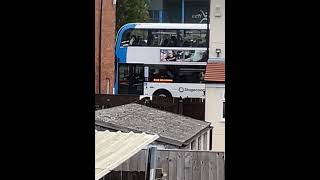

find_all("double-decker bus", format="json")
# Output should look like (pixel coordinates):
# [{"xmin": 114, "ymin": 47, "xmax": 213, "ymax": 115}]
[{"xmin": 115, "ymin": 23, "xmax": 209, "ymax": 98}]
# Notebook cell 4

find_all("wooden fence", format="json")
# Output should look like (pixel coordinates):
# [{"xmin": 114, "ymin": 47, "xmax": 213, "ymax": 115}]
[
  {"xmin": 95, "ymin": 94, "xmax": 140, "ymax": 109},
  {"xmin": 103, "ymin": 149, "xmax": 224, "ymax": 180}
]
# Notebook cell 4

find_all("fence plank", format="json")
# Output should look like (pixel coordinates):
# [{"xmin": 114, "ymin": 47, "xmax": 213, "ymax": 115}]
[
  {"xmin": 129, "ymin": 153, "xmax": 138, "ymax": 172},
  {"xmin": 128, "ymin": 171, "xmax": 134, "ymax": 180},
  {"xmin": 132, "ymin": 171, "xmax": 139, "ymax": 180},
  {"xmin": 137, "ymin": 149, "xmax": 147, "ymax": 172},
  {"xmin": 217, "ymin": 153, "xmax": 225, "ymax": 180},
  {"xmin": 122, "ymin": 159, "xmax": 130, "ymax": 171},
  {"xmin": 208, "ymin": 152, "xmax": 218, "ymax": 180},
  {"xmin": 168, "ymin": 151, "xmax": 177, "ymax": 180},
  {"xmin": 108, "ymin": 171, "xmax": 121, "ymax": 180},
  {"xmin": 200, "ymin": 151, "xmax": 209, "ymax": 180},
  {"xmin": 139, "ymin": 171, "xmax": 145, "ymax": 180},
  {"xmin": 122, "ymin": 171, "xmax": 128, "ymax": 180},
  {"xmin": 114, "ymin": 164, "xmax": 123, "ymax": 171},
  {"xmin": 192, "ymin": 152, "xmax": 201, "ymax": 180},
  {"xmin": 176, "ymin": 151, "xmax": 185, "ymax": 180},
  {"xmin": 158, "ymin": 150, "xmax": 169, "ymax": 180},
  {"xmin": 184, "ymin": 151, "xmax": 193, "ymax": 180}
]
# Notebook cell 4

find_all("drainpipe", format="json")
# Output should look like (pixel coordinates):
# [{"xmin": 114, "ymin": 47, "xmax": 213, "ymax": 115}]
[
  {"xmin": 98, "ymin": 0, "xmax": 103, "ymax": 94},
  {"xmin": 146, "ymin": 146, "xmax": 157, "ymax": 180}
]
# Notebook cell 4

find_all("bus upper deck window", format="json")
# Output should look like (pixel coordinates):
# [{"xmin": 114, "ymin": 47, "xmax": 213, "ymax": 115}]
[{"xmin": 121, "ymin": 29, "xmax": 133, "ymax": 46}]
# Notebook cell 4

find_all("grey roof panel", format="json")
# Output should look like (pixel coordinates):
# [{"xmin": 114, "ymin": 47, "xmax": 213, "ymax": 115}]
[
  {"xmin": 95, "ymin": 103, "xmax": 210, "ymax": 145},
  {"xmin": 95, "ymin": 130, "xmax": 158, "ymax": 180}
]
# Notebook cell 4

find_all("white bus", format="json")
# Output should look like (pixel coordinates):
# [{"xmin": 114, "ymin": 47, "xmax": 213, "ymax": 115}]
[{"xmin": 114, "ymin": 23, "xmax": 209, "ymax": 98}]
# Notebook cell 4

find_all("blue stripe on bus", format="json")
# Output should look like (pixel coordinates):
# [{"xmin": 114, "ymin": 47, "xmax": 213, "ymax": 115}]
[
  {"xmin": 114, "ymin": 23, "xmax": 136, "ymax": 94},
  {"xmin": 115, "ymin": 23, "xmax": 136, "ymax": 63},
  {"xmin": 114, "ymin": 62, "xmax": 119, "ymax": 94}
]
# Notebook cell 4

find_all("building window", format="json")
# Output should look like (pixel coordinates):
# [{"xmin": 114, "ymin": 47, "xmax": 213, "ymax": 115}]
[{"xmin": 149, "ymin": 10, "xmax": 160, "ymax": 23}]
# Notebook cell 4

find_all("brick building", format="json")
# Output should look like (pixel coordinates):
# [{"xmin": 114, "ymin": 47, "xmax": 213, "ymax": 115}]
[{"xmin": 95, "ymin": 0, "xmax": 116, "ymax": 94}]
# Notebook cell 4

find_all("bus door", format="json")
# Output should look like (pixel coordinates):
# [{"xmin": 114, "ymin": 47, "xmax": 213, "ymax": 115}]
[{"xmin": 118, "ymin": 64, "xmax": 144, "ymax": 95}]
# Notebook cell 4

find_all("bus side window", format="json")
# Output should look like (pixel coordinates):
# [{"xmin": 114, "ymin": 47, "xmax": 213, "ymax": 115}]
[
  {"xmin": 121, "ymin": 29, "xmax": 132, "ymax": 47},
  {"xmin": 182, "ymin": 39, "xmax": 191, "ymax": 47},
  {"xmin": 182, "ymin": 30, "xmax": 202, "ymax": 47},
  {"xmin": 168, "ymin": 36, "xmax": 178, "ymax": 47},
  {"xmin": 200, "ymin": 30, "xmax": 208, "ymax": 47},
  {"xmin": 161, "ymin": 39, "xmax": 169, "ymax": 47},
  {"xmin": 134, "ymin": 36, "xmax": 141, "ymax": 46},
  {"xmin": 147, "ymin": 30, "xmax": 154, "ymax": 46}
]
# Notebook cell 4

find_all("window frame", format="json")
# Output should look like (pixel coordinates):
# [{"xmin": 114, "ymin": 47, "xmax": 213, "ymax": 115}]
[
  {"xmin": 146, "ymin": 65, "xmax": 206, "ymax": 84},
  {"xmin": 120, "ymin": 28, "xmax": 208, "ymax": 48}
]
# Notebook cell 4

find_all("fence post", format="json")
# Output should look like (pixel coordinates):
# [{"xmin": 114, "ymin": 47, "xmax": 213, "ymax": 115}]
[
  {"xmin": 178, "ymin": 97, "xmax": 183, "ymax": 115},
  {"xmin": 145, "ymin": 97, "xmax": 152, "ymax": 107}
]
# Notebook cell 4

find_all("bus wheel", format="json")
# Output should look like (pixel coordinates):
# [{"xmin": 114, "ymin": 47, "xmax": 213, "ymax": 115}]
[{"xmin": 153, "ymin": 89, "xmax": 172, "ymax": 98}]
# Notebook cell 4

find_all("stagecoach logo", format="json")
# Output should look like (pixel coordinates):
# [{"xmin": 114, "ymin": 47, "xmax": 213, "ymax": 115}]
[
  {"xmin": 178, "ymin": 87, "xmax": 205, "ymax": 93},
  {"xmin": 192, "ymin": 10, "xmax": 208, "ymax": 23},
  {"xmin": 178, "ymin": 87, "xmax": 184, "ymax": 92}
]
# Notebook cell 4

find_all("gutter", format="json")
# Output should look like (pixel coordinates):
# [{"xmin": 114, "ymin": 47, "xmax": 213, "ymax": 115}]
[
  {"xmin": 95, "ymin": 120, "xmax": 212, "ymax": 147},
  {"xmin": 183, "ymin": 126, "xmax": 213, "ymax": 146}
]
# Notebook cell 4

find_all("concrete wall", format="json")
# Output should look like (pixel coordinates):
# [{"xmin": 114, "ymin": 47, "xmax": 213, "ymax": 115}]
[
  {"xmin": 205, "ymin": 83, "xmax": 225, "ymax": 152},
  {"xmin": 95, "ymin": 0, "xmax": 116, "ymax": 94},
  {"xmin": 209, "ymin": 0, "xmax": 225, "ymax": 59}
]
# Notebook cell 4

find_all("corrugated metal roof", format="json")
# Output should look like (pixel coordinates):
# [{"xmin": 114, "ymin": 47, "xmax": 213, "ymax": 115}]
[
  {"xmin": 95, "ymin": 130, "xmax": 158, "ymax": 180},
  {"xmin": 204, "ymin": 62, "xmax": 225, "ymax": 82},
  {"xmin": 95, "ymin": 103, "xmax": 211, "ymax": 146}
]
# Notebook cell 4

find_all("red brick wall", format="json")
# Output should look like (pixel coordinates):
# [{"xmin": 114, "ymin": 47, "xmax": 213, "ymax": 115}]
[
  {"xmin": 95, "ymin": 0, "xmax": 100, "ymax": 94},
  {"xmin": 95, "ymin": 0, "xmax": 115, "ymax": 94}
]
